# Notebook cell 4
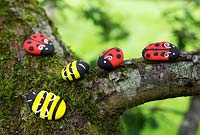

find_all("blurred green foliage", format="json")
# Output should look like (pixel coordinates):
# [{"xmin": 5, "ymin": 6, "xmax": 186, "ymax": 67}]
[
  {"xmin": 122, "ymin": 97, "xmax": 192, "ymax": 135},
  {"xmin": 122, "ymin": 108, "xmax": 146, "ymax": 135},
  {"xmin": 38, "ymin": 0, "xmax": 200, "ymax": 135},
  {"xmin": 39, "ymin": 0, "xmax": 129, "ymax": 42},
  {"xmin": 164, "ymin": 0, "xmax": 200, "ymax": 50},
  {"xmin": 83, "ymin": 7, "xmax": 129, "ymax": 41}
]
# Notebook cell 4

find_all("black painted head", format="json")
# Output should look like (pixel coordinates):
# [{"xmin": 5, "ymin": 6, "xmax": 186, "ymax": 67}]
[
  {"xmin": 142, "ymin": 48, "xmax": 147, "ymax": 58},
  {"xmin": 26, "ymin": 92, "xmax": 38, "ymax": 108},
  {"xmin": 40, "ymin": 41, "xmax": 54, "ymax": 56},
  {"xmin": 169, "ymin": 45, "xmax": 180, "ymax": 61},
  {"xmin": 77, "ymin": 60, "xmax": 90, "ymax": 75},
  {"xmin": 97, "ymin": 56, "xmax": 113, "ymax": 71}
]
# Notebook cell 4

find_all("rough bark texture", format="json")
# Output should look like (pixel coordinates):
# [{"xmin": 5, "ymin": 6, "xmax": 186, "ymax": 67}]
[
  {"xmin": 0, "ymin": 0, "xmax": 200, "ymax": 135},
  {"xmin": 91, "ymin": 52, "xmax": 200, "ymax": 111}
]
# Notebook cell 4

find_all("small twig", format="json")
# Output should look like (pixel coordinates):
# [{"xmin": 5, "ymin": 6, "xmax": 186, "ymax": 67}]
[{"xmin": 148, "ymin": 106, "xmax": 185, "ymax": 115}]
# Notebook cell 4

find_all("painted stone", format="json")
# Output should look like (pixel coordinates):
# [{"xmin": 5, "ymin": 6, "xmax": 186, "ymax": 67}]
[
  {"xmin": 97, "ymin": 47, "xmax": 124, "ymax": 71},
  {"xmin": 142, "ymin": 41, "xmax": 180, "ymax": 61},
  {"xmin": 61, "ymin": 60, "xmax": 89, "ymax": 81},
  {"xmin": 27, "ymin": 90, "xmax": 66, "ymax": 120},
  {"xmin": 24, "ymin": 33, "xmax": 54, "ymax": 56}
]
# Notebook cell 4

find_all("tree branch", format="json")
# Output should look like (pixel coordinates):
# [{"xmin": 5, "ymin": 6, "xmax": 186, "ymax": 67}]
[
  {"xmin": 1, "ymin": 0, "xmax": 200, "ymax": 134},
  {"xmin": 8, "ymin": 0, "xmax": 74, "ymax": 61},
  {"xmin": 83, "ymin": 51, "xmax": 200, "ymax": 113}
]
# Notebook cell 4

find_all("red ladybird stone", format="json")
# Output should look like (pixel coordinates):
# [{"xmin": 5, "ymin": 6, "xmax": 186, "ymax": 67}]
[
  {"xmin": 24, "ymin": 33, "xmax": 54, "ymax": 56},
  {"xmin": 142, "ymin": 41, "xmax": 180, "ymax": 61},
  {"xmin": 97, "ymin": 47, "xmax": 124, "ymax": 71}
]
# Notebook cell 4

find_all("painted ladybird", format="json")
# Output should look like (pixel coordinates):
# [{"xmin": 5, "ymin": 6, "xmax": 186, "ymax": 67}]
[
  {"xmin": 27, "ymin": 90, "xmax": 66, "ymax": 120},
  {"xmin": 142, "ymin": 42, "xmax": 180, "ymax": 61},
  {"xmin": 24, "ymin": 33, "xmax": 54, "ymax": 56},
  {"xmin": 97, "ymin": 47, "xmax": 124, "ymax": 71},
  {"xmin": 61, "ymin": 60, "xmax": 89, "ymax": 81}
]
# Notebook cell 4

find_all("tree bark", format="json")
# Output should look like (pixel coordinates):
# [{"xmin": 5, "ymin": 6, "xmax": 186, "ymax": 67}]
[
  {"xmin": 0, "ymin": 0, "xmax": 200, "ymax": 135},
  {"xmin": 91, "ymin": 51, "xmax": 200, "ymax": 111}
]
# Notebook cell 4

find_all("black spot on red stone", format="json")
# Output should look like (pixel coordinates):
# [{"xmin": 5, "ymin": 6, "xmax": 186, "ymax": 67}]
[
  {"xmin": 29, "ymin": 46, "xmax": 34, "ymax": 51},
  {"xmin": 146, "ymin": 54, "xmax": 151, "ymax": 58},
  {"xmin": 154, "ymin": 43, "xmax": 160, "ymax": 47},
  {"xmin": 33, "ymin": 36, "xmax": 37, "ymax": 38},
  {"xmin": 116, "ymin": 48, "xmax": 121, "ymax": 52},
  {"xmin": 154, "ymin": 52, "xmax": 158, "ymax": 56},
  {"xmin": 40, "ymin": 35, "xmax": 44, "ymax": 37},
  {"xmin": 27, "ymin": 41, "xmax": 32, "ymax": 44},
  {"xmin": 161, "ymin": 52, "xmax": 165, "ymax": 56},
  {"xmin": 116, "ymin": 54, "xmax": 121, "ymax": 59}
]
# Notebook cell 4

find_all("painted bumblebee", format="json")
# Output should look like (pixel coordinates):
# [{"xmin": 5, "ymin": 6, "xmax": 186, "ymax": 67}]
[
  {"xmin": 27, "ymin": 90, "xmax": 66, "ymax": 120},
  {"xmin": 142, "ymin": 41, "xmax": 180, "ymax": 61},
  {"xmin": 61, "ymin": 60, "xmax": 89, "ymax": 81}
]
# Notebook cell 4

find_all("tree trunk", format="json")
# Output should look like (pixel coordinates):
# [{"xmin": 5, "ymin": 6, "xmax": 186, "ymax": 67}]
[
  {"xmin": 0, "ymin": 0, "xmax": 200, "ymax": 135},
  {"xmin": 178, "ymin": 96, "xmax": 200, "ymax": 135}
]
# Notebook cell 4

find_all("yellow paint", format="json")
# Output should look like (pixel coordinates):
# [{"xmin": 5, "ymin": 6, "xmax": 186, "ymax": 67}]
[
  {"xmin": 72, "ymin": 61, "xmax": 80, "ymax": 79},
  {"xmin": 40, "ymin": 92, "xmax": 54, "ymax": 119},
  {"xmin": 61, "ymin": 68, "xmax": 67, "ymax": 80},
  {"xmin": 32, "ymin": 91, "xmax": 45, "ymax": 113},
  {"xmin": 55, "ymin": 100, "xmax": 66, "ymax": 120},
  {"xmin": 66, "ymin": 63, "xmax": 73, "ymax": 81},
  {"xmin": 48, "ymin": 96, "xmax": 60, "ymax": 120}
]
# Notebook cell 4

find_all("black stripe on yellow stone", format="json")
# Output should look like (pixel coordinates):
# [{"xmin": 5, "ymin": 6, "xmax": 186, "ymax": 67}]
[
  {"xmin": 68, "ymin": 63, "xmax": 76, "ymax": 80},
  {"xmin": 45, "ymin": 95, "xmax": 55, "ymax": 120},
  {"xmin": 63, "ymin": 67, "xmax": 67, "ymax": 76},
  {"xmin": 52, "ymin": 98, "xmax": 62, "ymax": 120},
  {"xmin": 36, "ymin": 92, "xmax": 47, "ymax": 117}
]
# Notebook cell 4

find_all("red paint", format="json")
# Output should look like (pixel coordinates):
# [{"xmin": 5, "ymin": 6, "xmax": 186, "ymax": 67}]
[
  {"xmin": 24, "ymin": 33, "xmax": 54, "ymax": 56},
  {"xmin": 98, "ymin": 47, "xmax": 124, "ymax": 70},
  {"xmin": 142, "ymin": 41, "xmax": 180, "ymax": 61}
]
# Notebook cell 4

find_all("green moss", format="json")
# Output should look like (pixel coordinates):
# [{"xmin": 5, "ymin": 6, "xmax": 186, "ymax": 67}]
[
  {"xmin": 0, "ymin": 1, "xmax": 69, "ymax": 134},
  {"xmin": 0, "ymin": 1, "xmax": 9, "ymax": 16},
  {"xmin": 0, "ymin": 51, "xmax": 120, "ymax": 134},
  {"xmin": 21, "ymin": 12, "xmax": 39, "ymax": 26},
  {"xmin": 131, "ymin": 60, "xmax": 150, "ymax": 69}
]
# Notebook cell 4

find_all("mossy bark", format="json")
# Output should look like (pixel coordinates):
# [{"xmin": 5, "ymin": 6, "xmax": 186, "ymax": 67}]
[
  {"xmin": 0, "ymin": 0, "xmax": 200, "ymax": 135},
  {"xmin": 0, "ymin": 1, "xmax": 121, "ymax": 134}
]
